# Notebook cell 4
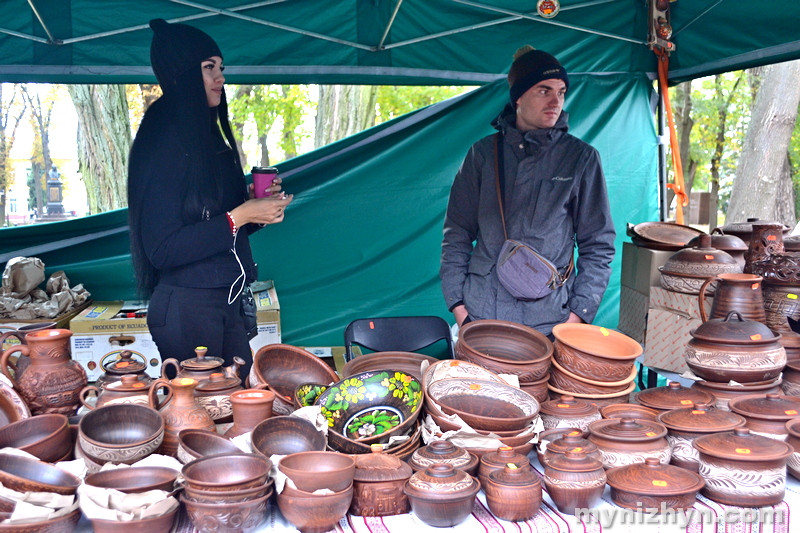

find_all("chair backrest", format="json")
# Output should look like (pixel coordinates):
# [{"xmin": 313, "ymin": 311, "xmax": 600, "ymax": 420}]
[{"xmin": 343, "ymin": 316, "xmax": 454, "ymax": 362}]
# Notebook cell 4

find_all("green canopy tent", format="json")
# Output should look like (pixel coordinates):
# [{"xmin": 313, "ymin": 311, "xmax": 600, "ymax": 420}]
[{"xmin": 0, "ymin": 1, "xmax": 798, "ymax": 347}]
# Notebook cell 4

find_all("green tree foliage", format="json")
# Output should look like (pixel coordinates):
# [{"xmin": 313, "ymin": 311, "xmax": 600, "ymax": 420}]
[{"xmin": 375, "ymin": 86, "xmax": 467, "ymax": 124}]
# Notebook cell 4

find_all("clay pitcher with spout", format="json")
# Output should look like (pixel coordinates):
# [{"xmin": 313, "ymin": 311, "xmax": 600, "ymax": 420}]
[
  {"xmin": 149, "ymin": 377, "xmax": 216, "ymax": 457},
  {"xmin": 698, "ymin": 273, "xmax": 767, "ymax": 324}
]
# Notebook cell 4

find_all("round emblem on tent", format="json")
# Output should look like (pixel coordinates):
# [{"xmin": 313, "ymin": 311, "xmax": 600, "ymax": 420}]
[{"xmin": 537, "ymin": 0, "xmax": 560, "ymax": 18}]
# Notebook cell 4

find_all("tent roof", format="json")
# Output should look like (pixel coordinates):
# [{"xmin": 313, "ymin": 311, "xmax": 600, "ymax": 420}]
[{"xmin": 2, "ymin": 0, "xmax": 799, "ymax": 85}]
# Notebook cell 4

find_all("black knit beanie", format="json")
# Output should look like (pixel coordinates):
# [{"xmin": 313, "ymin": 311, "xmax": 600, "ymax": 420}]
[
  {"xmin": 508, "ymin": 45, "xmax": 569, "ymax": 107},
  {"xmin": 149, "ymin": 19, "xmax": 222, "ymax": 90}
]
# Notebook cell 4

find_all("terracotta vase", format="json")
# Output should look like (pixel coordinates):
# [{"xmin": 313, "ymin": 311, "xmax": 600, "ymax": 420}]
[
  {"xmin": 223, "ymin": 389, "xmax": 275, "ymax": 438},
  {"xmin": 698, "ymin": 273, "xmax": 766, "ymax": 324},
  {"xmin": 543, "ymin": 449, "xmax": 606, "ymax": 515},
  {"xmin": 0, "ymin": 329, "xmax": 87, "ymax": 416},
  {"xmin": 149, "ymin": 377, "xmax": 216, "ymax": 456},
  {"xmin": 744, "ymin": 223, "xmax": 785, "ymax": 273}
]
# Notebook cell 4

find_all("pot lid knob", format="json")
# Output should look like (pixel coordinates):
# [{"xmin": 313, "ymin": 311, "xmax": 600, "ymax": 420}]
[
  {"xmin": 426, "ymin": 464, "xmax": 456, "ymax": 478},
  {"xmin": 733, "ymin": 427, "xmax": 751, "ymax": 437},
  {"xmin": 428, "ymin": 441, "xmax": 456, "ymax": 455},
  {"xmin": 644, "ymin": 457, "xmax": 660, "ymax": 467}
]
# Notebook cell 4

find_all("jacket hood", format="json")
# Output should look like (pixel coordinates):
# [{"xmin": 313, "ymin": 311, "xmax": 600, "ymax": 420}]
[{"xmin": 491, "ymin": 102, "xmax": 570, "ymax": 136}]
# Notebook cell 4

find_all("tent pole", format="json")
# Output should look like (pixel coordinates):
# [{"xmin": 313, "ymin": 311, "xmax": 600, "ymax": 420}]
[
  {"xmin": 657, "ymin": 83, "xmax": 669, "ymax": 221},
  {"xmin": 26, "ymin": 0, "xmax": 58, "ymax": 44},
  {"xmin": 377, "ymin": 0, "xmax": 404, "ymax": 50}
]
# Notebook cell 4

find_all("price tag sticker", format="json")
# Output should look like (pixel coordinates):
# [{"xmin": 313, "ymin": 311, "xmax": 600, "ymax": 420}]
[
  {"xmin": 652, "ymin": 480, "xmax": 668, "ymax": 487},
  {"xmin": 788, "ymin": 294, "xmax": 798, "ymax": 300},
  {"xmin": 600, "ymin": 327, "xmax": 610, "ymax": 337},
  {"xmin": 704, "ymin": 255, "xmax": 714, "ymax": 260},
  {"xmin": 735, "ymin": 448, "xmax": 752, "ymax": 454}
]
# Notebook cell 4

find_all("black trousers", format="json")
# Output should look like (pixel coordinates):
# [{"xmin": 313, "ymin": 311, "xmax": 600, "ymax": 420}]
[{"xmin": 147, "ymin": 283, "xmax": 253, "ymax": 383}]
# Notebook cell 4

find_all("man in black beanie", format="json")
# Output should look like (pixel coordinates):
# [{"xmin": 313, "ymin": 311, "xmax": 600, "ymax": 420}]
[{"xmin": 440, "ymin": 46, "xmax": 615, "ymax": 336}]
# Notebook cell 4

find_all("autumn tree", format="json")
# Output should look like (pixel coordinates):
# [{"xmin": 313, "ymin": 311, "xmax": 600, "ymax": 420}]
[
  {"xmin": 22, "ymin": 85, "xmax": 60, "ymax": 216},
  {"xmin": 0, "ymin": 84, "xmax": 27, "ymax": 225}
]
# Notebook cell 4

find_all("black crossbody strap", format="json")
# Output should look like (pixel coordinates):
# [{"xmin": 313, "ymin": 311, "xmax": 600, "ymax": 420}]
[{"xmin": 494, "ymin": 133, "xmax": 508, "ymax": 241}]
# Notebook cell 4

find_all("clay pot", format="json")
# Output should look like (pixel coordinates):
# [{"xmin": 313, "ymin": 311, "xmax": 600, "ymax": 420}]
[
  {"xmin": 693, "ymin": 427, "xmax": 793, "ymax": 506},
  {"xmin": 182, "ymin": 490, "xmax": 272, "ymax": 533},
  {"xmin": 587, "ymin": 417, "xmax": 671, "ymax": 469},
  {"xmin": 605, "ymin": 457, "xmax": 704, "ymax": 511},
  {"xmin": 80, "ymin": 374, "xmax": 165, "ymax": 410},
  {"xmin": 484, "ymin": 465, "xmax": 542, "ymax": 522},
  {"xmin": 539, "ymin": 395, "xmax": 601, "ymax": 432},
  {"xmin": 537, "ymin": 427, "xmax": 583, "ymax": 464},
  {"xmin": 717, "ymin": 218, "xmax": 791, "ymax": 246},
  {"xmin": 0, "ymin": 329, "xmax": 87, "ymax": 416},
  {"xmin": 224, "ymin": 389, "xmax": 275, "ymax": 438},
  {"xmin": 698, "ymin": 273, "xmax": 767, "ymax": 323},
  {"xmin": 687, "ymin": 230, "xmax": 748, "ymax": 269},
  {"xmin": 478, "ymin": 445, "xmax": 530, "ymax": 487},
  {"xmin": 763, "ymin": 282, "xmax": 800, "ymax": 336},
  {"xmin": 94, "ymin": 350, "xmax": 150, "ymax": 391},
  {"xmin": 543, "ymin": 430, "xmax": 602, "ymax": 466},
  {"xmin": 351, "ymin": 445, "xmax": 413, "ymax": 517},
  {"xmin": 692, "ymin": 377, "xmax": 783, "ymax": 411},
  {"xmin": 78, "ymin": 403, "xmax": 165, "ymax": 465},
  {"xmin": 161, "ymin": 346, "xmax": 245, "ymax": 384},
  {"xmin": 658, "ymin": 234, "xmax": 742, "ymax": 295},
  {"xmin": 656, "ymin": 403, "xmax": 746, "ymax": 471},
  {"xmin": 634, "ymin": 381, "xmax": 715, "ymax": 412},
  {"xmin": 551, "ymin": 324, "xmax": 640, "ymax": 382},
  {"xmin": 600, "ymin": 403, "xmax": 660, "ymax": 422},
  {"xmin": 454, "ymin": 319, "xmax": 553, "ymax": 383},
  {"xmin": 751, "ymin": 251, "xmax": 800, "ymax": 286},
  {"xmin": 785, "ymin": 418, "xmax": 800, "ymax": 480},
  {"xmin": 195, "ymin": 372, "xmax": 243, "ymax": 423},
  {"xmin": 543, "ymin": 449, "xmax": 606, "ymax": 515},
  {"xmin": 277, "ymin": 483, "xmax": 353, "ymax": 533},
  {"xmin": 408, "ymin": 440, "xmax": 479, "ymax": 475},
  {"xmin": 403, "ymin": 464, "xmax": 480, "ymax": 527},
  {"xmin": 728, "ymin": 392, "xmax": 800, "ymax": 440},
  {"xmin": 745, "ymin": 223, "xmax": 786, "ymax": 272},
  {"xmin": 149, "ymin": 377, "xmax": 216, "ymax": 457}
]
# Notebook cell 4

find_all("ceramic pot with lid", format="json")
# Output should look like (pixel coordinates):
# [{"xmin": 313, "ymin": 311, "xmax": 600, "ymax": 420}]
[
  {"xmin": 693, "ymin": 427, "xmax": 793, "ymax": 506},
  {"xmin": 160, "ymin": 346, "xmax": 245, "ymax": 384},
  {"xmin": 539, "ymin": 395, "xmax": 601, "ymax": 432},
  {"xmin": 408, "ymin": 440, "xmax": 478, "ymax": 475},
  {"xmin": 686, "ymin": 229, "xmax": 748, "ymax": 269},
  {"xmin": 717, "ymin": 218, "xmax": 791, "ymax": 246},
  {"xmin": 692, "ymin": 377, "xmax": 782, "ymax": 411},
  {"xmin": 784, "ymin": 418, "xmax": 800, "ymax": 481},
  {"xmin": 351, "ymin": 445, "xmax": 413, "ymax": 517},
  {"xmin": 478, "ymin": 445, "xmax": 530, "ymax": 487},
  {"xmin": 605, "ymin": 457, "xmax": 705, "ymax": 511},
  {"xmin": 95, "ymin": 350, "xmax": 150, "ymax": 390},
  {"xmin": 484, "ymin": 465, "xmax": 542, "ymax": 522},
  {"xmin": 195, "ymin": 372, "xmax": 243, "ymax": 423},
  {"xmin": 728, "ymin": 393, "xmax": 800, "ymax": 440},
  {"xmin": 587, "ymin": 417, "xmax": 671, "ymax": 469},
  {"xmin": 684, "ymin": 311, "xmax": 786, "ymax": 384},
  {"xmin": 656, "ymin": 403, "xmax": 746, "ymax": 471},
  {"xmin": 658, "ymin": 234, "xmax": 741, "ymax": 295},
  {"xmin": 543, "ymin": 449, "xmax": 606, "ymax": 515},
  {"xmin": 634, "ymin": 381, "xmax": 715, "ymax": 412},
  {"xmin": 403, "ymin": 464, "xmax": 481, "ymax": 527},
  {"xmin": 80, "ymin": 374, "xmax": 166, "ymax": 410},
  {"xmin": 537, "ymin": 427, "xmax": 583, "ymax": 464},
  {"xmin": 543, "ymin": 430, "xmax": 602, "ymax": 466}
]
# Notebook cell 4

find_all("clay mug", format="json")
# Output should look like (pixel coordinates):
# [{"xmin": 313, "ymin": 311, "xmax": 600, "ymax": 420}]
[
  {"xmin": 224, "ymin": 389, "xmax": 275, "ymax": 438},
  {"xmin": 149, "ymin": 377, "xmax": 216, "ymax": 457}
]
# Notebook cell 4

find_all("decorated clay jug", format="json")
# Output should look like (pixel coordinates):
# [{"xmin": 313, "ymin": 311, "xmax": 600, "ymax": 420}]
[
  {"xmin": 0, "ymin": 329, "xmax": 87, "ymax": 416},
  {"xmin": 698, "ymin": 273, "xmax": 767, "ymax": 324},
  {"xmin": 0, "ymin": 322, "xmax": 56, "ymax": 378},
  {"xmin": 149, "ymin": 377, "xmax": 216, "ymax": 456},
  {"xmin": 79, "ymin": 374, "xmax": 168, "ymax": 410},
  {"xmin": 161, "ymin": 346, "xmax": 245, "ymax": 384}
]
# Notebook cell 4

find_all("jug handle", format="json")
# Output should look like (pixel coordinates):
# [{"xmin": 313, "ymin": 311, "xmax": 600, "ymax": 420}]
[
  {"xmin": 226, "ymin": 357, "xmax": 246, "ymax": 379},
  {"xmin": 0, "ymin": 345, "xmax": 28, "ymax": 390},
  {"xmin": 160, "ymin": 359, "xmax": 180, "ymax": 380},
  {"xmin": 149, "ymin": 378, "xmax": 174, "ymax": 411},
  {"xmin": 697, "ymin": 276, "xmax": 720, "ymax": 322},
  {"xmin": 79, "ymin": 385, "xmax": 100, "ymax": 410}
]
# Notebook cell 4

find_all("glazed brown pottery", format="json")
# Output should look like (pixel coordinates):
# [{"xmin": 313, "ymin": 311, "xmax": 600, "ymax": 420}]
[
  {"xmin": 687, "ymin": 229, "xmax": 748, "ymax": 269},
  {"xmin": 224, "ymin": 389, "xmax": 275, "ymax": 438},
  {"xmin": 182, "ymin": 490, "xmax": 272, "ymax": 533},
  {"xmin": 693, "ymin": 427, "xmax": 793, "ymax": 506},
  {"xmin": 698, "ymin": 273, "xmax": 767, "ymax": 323},
  {"xmin": 94, "ymin": 350, "xmax": 150, "ymax": 390},
  {"xmin": 149, "ymin": 377, "xmax": 216, "ymax": 457},
  {"xmin": 684, "ymin": 311, "xmax": 786, "ymax": 383},
  {"xmin": 408, "ymin": 440, "xmax": 479, "ymax": 475},
  {"xmin": 0, "ymin": 453, "xmax": 80, "ymax": 495},
  {"xmin": 543, "ymin": 430, "xmax": 603, "ymax": 465},
  {"xmin": 658, "ymin": 234, "xmax": 741, "ymax": 294},
  {"xmin": 744, "ymin": 223, "xmax": 786, "ymax": 273},
  {"xmin": 634, "ymin": 381, "xmax": 715, "ymax": 412},
  {"xmin": 600, "ymin": 402, "xmax": 660, "ymax": 422},
  {"xmin": 350, "ymin": 445, "xmax": 413, "ymax": 517},
  {"xmin": 342, "ymin": 351, "xmax": 438, "ymax": 382},
  {"xmin": 605, "ymin": 457, "xmax": 704, "ymax": 511},
  {"xmin": 278, "ymin": 451, "xmax": 356, "ymax": 492},
  {"xmin": 403, "ymin": 464, "xmax": 480, "ymax": 527},
  {"xmin": 587, "ymin": 417, "xmax": 671, "ymax": 469},
  {"xmin": 78, "ymin": 403, "xmax": 165, "ymax": 465},
  {"xmin": 484, "ymin": 465, "xmax": 542, "ymax": 522},
  {"xmin": 692, "ymin": 377, "xmax": 783, "ymax": 411},
  {"xmin": 478, "ymin": 445, "xmax": 530, "ymax": 487},
  {"xmin": 250, "ymin": 416, "xmax": 326, "ymax": 457},
  {"xmin": 717, "ymin": 218, "xmax": 791, "ymax": 246},
  {"xmin": 656, "ymin": 403, "xmax": 746, "ymax": 471},
  {"xmin": 80, "ymin": 374, "xmax": 165, "ymax": 410},
  {"xmin": 728, "ymin": 392, "xmax": 800, "ymax": 439},
  {"xmin": 182, "ymin": 453, "xmax": 271, "ymax": 492},
  {"xmin": 0, "ymin": 413, "xmax": 71, "ymax": 463},
  {"xmin": 0, "ymin": 329, "xmax": 87, "ymax": 416},
  {"xmin": 176, "ymin": 428, "xmax": 241, "ymax": 464},
  {"xmin": 277, "ymin": 483, "xmax": 353, "ymax": 533},
  {"xmin": 454, "ymin": 319, "xmax": 553, "ymax": 383},
  {"xmin": 551, "ymin": 323, "xmax": 641, "ymax": 382},
  {"xmin": 540, "ymin": 395, "xmax": 601, "ymax": 432},
  {"xmin": 85, "ymin": 466, "xmax": 178, "ymax": 493},
  {"xmin": 543, "ymin": 449, "xmax": 606, "ymax": 515},
  {"xmin": 89, "ymin": 506, "xmax": 178, "ymax": 533},
  {"xmin": 195, "ymin": 372, "xmax": 243, "ymax": 423}
]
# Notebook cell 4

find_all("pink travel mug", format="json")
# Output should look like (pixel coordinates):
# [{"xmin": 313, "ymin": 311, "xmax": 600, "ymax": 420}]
[{"xmin": 252, "ymin": 167, "xmax": 279, "ymax": 198}]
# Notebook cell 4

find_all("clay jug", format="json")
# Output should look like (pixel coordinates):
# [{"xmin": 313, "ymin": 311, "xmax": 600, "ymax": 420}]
[
  {"xmin": 149, "ymin": 377, "xmax": 215, "ymax": 456},
  {"xmin": 0, "ymin": 329, "xmax": 87, "ymax": 416},
  {"xmin": 698, "ymin": 273, "xmax": 767, "ymax": 324},
  {"xmin": 161, "ymin": 346, "xmax": 245, "ymax": 384},
  {"xmin": 223, "ymin": 389, "xmax": 275, "ymax": 438},
  {"xmin": 79, "ymin": 374, "xmax": 169, "ymax": 410},
  {"xmin": 0, "ymin": 322, "xmax": 56, "ymax": 378},
  {"xmin": 745, "ymin": 224, "xmax": 785, "ymax": 273}
]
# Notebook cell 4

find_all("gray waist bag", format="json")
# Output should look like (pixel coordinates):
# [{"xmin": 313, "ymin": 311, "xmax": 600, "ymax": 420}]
[{"xmin": 496, "ymin": 240, "xmax": 571, "ymax": 300}]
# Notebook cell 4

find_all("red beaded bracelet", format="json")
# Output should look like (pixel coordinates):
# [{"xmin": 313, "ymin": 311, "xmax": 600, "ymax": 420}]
[{"xmin": 226, "ymin": 211, "xmax": 238, "ymax": 235}]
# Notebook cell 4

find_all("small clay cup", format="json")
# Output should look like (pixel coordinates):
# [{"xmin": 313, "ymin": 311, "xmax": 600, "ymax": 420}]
[{"xmin": 224, "ymin": 389, "xmax": 275, "ymax": 439}]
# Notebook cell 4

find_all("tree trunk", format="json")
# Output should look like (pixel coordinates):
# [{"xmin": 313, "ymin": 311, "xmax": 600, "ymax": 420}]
[
  {"xmin": 708, "ymin": 72, "xmax": 744, "ymax": 229},
  {"xmin": 258, "ymin": 134, "xmax": 269, "ymax": 167},
  {"xmin": 314, "ymin": 85, "xmax": 378, "ymax": 148},
  {"xmin": 229, "ymin": 85, "xmax": 252, "ymax": 168},
  {"xmin": 22, "ymin": 88, "xmax": 54, "ymax": 216},
  {"xmin": 674, "ymin": 81, "xmax": 696, "ymax": 200},
  {"xmin": 0, "ymin": 84, "xmax": 27, "ymax": 226},
  {"xmin": 68, "ymin": 85, "xmax": 132, "ymax": 213},
  {"xmin": 725, "ymin": 60, "xmax": 800, "ymax": 226}
]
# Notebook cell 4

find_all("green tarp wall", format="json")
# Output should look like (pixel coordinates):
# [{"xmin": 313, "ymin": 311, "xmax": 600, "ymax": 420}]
[{"xmin": 0, "ymin": 73, "xmax": 657, "ymax": 346}]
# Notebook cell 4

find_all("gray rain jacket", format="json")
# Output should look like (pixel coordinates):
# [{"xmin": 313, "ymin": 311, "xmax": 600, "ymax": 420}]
[{"xmin": 440, "ymin": 105, "xmax": 616, "ymax": 335}]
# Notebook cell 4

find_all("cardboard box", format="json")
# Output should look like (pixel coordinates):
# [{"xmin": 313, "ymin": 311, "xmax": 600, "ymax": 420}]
[
  {"xmin": 69, "ymin": 301, "xmax": 162, "ymax": 381},
  {"xmin": 620, "ymin": 242, "xmax": 674, "ymax": 294},
  {"xmin": 248, "ymin": 280, "xmax": 281, "ymax": 352},
  {"xmin": 0, "ymin": 301, "xmax": 92, "ymax": 351},
  {"xmin": 649, "ymin": 286, "xmax": 712, "ymax": 320},
  {"xmin": 618, "ymin": 286, "xmax": 649, "ymax": 344},
  {"xmin": 643, "ymin": 308, "xmax": 700, "ymax": 373}
]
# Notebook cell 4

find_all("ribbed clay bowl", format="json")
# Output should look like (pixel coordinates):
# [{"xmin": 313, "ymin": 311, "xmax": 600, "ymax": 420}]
[
  {"xmin": 342, "ymin": 352, "xmax": 438, "ymax": 382},
  {"xmin": 0, "ymin": 414, "xmax": 71, "ymax": 463},
  {"xmin": 455, "ymin": 319, "xmax": 553, "ymax": 383},
  {"xmin": 549, "ymin": 359, "xmax": 637, "ymax": 395},
  {"xmin": 552, "ymin": 324, "xmax": 641, "ymax": 383},
  {"xmin": 252, "ymin": 344, "xmax": 339, "ymax": 403}
]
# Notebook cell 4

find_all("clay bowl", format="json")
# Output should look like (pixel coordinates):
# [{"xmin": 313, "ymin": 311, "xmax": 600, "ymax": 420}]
[
  {"xmin": 692, "ymin": 377, "xmax": 783, "ymax": 411},
  {"xmin": 293, "ymin": 383, "xmax": 328, "ymax": 409},
  {"xmin": 455, "ymin": 319, "xmax": 553, "ymax": 382},
  {"xmin": 605, "ymin": 458, "xmax": 705, "ymax": 511},
  {"xmin": 183, "ymin": 478, "xmax": 274, "ymax": 503},
  {"xmin": 600, "ymin": 403, "xmax": 660, "ymax": 422},
  {"xmin": 519, "ymin": 372, "xmax": 550, "ymax": 403},
  {"xmin": 551, "ymin": 323, "xmax": 641, "ymax": 383},
  {"xmin": 0, "ymin": 454, "xmax": 80, "ymax": 495},
  {"xmin": 278, "ymin": 451, "xmax": 356, "ymax": 492},
  {"xmin": 182, "ymin": 453, "xmax": 271, "ymax": 492},
  {"xmin": 78, "ymin": 403, "xmax": 164, "ymax": 465},
  {"xmin": 427, "ymin": 378, "xmax": 539, "ymax": 432},
  {"xmin": 0, "ymin": 507, "xmax": 81, "ymax": 533},
  {"xmin": 88, "ymin": 506, "xmax": 178, "ymax": 533},
  {"xmin": 277, "ymin": 482, "xmax": 353, "ymax": 533},
  {"xmin": 0, "ymin": 413, "xmax": 71, "ymax": 463},
  {"xmin": 342, "ymin": 352, "xmax": 439, "ymax": 382},
  {"xmin": 181, "ymin": 490, "xmax": 272, "ymax": 533},
  {"xmin": 547, "ymin": 382, "xmax": 636, "ymax": 408},
  {"xmin": 251, "ymin": 416, "xmax": 326, "ymax": 457},
  {"xmin": 549, "ymin": 358, "xmax": 637, "ymax": 395},
  {"xmin": 315, "ymin": 370, "xmax": 423, "ymax": 444},
  {"xmin": 85, "ymin": 466, "xmax": 178, "ymax": 493},
  {"xmin": 422, "ymin": 359, "xmax": 506, "ymax": 391},
  {"xmin": 425, "ymin": 407, "xmax": 536, "ymax": 437},
  {"xmin": 176, "ymin": 429, "xmax": 241, "ymax": 464},
  {"xmin": 252, "ymin": 344, "xmax": 338, "ymax": 405},
  {"xmin": 326, "ymin": 419, "xmax": 421, "ymax": 455}
]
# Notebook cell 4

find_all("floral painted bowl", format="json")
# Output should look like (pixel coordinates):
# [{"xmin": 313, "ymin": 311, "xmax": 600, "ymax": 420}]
[
  {"xmin": 314, "ymin": 370, "xmax": 424, "ymax": 445},
  {"xmin": 294, "ymin": 383, "xmax": 328, "ymax": 409}
]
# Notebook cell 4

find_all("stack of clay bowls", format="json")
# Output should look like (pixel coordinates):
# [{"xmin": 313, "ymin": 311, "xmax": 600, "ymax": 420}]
[{"xmin": 548, "ymin": 324, "xmax": 640, "ymax": 406}]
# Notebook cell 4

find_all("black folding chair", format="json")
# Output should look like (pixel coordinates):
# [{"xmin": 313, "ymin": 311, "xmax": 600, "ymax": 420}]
[{"xmin": 343, "ymin": 316, "xmax": 455, "ymax": 362}]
